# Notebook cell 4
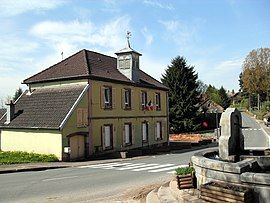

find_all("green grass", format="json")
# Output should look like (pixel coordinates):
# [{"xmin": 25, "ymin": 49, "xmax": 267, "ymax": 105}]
[
  {"xmin": 0, "ymin": 151, "xmax": 58, "ymax": 165},
  {"xmin": 175, "ymin": 166, "xmax": 194, "ymax": 176}
]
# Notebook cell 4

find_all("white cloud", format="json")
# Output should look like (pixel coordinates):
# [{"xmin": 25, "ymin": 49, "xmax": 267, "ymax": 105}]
[
  {"xmin": 143, "ymin": 0, "xmax": 174, "ymax": 10},
  {"xmin": 193, "ymin": 58, "xmax": 243, "ymax": 90},
  {"xmin": 0, "ymin": 0, "xmax": 66, "ymax": 17},
  {"xmin": 141, "ymin": 27, "xmax": 153, "ymax": 46},
  {"xmin": 159, "ymin": 19, "xmax": 203, "ymax": 53},
  {"xmin": 215, "ymin": 58, "xmax": 243, "ymax": 72},
  {"xmin": 31, "ymin": 16, "xmax": 131, "ymax": 56}
]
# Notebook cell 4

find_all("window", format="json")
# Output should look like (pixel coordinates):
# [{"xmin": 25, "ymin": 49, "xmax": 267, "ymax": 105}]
[
  {"xmin": 124, "ymin": 123, "xmax": 132, "ymax": 146},
  {"xmin": 77, "ymin": 108, "xmax": 88, "ymax": 127},
  {"xmin": 141, "ymin": 91, "xmax": 147, "ymax": 110},
  {"xmin": 142, "ymin": 122, "xmax": 148, "ymax": 142},
  {"xmin": 124, "ymin": 59, "xmax": 130, "ymax": 69},
  {"xmin": 156, "ymin": 122, "xmax": 162, "ymax": 140},
  {"xmin": 124, "ymin": 89, "xmax": 131, "ymax": 109},
  {"xmin": 104, "ymin": 87, "xmax": 112, "ymax": 109},
  {"xmin": 104, "ymin": 125, "xmax": 113, "ymax": 150},
  {"xmin": 155, "ymin": 93, "xmax": 161, "ymax": 111}
]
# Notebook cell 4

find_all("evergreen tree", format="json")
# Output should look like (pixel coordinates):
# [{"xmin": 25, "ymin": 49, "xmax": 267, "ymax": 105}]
[
  {"xmin": 13, "ymin": 87, "xmax": 23, "ymax": 101},
  {"xmin": 218, "ymin": 86, "xmax": 231, "ymax": 109},
  {"xmin": 161, "ymin": 56, "xmax": 200, "ymax": 133}
]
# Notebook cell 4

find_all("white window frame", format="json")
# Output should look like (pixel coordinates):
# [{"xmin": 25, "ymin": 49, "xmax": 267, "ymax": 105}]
[
  {"xmin": 156, "ymin": 122, "xmax": 162, "ymax": 140},
  {"xmin": 104, "ymin": 87, "xmax": 112, "ymax": 108},
  {"xmin": 142, "ymin": 122, "xmax": 148, "ymax": 142},
  {"xmin": 141, "ymin": 91, "xmax": 147, "ymax": 110},
  {"xmin": 104, "ymin": 125, "xmax": 113, "ymax": 149},
  {"xmin": 155, "ymin": 93, "xmax": 161, "ymax": 110},
  {"xmin": 124, "ymin": 89, "xmax": 131, "ymax": 109},
  {"xmin": 124, "ymin": 123, "xmax": 132, "ymax": 146}
]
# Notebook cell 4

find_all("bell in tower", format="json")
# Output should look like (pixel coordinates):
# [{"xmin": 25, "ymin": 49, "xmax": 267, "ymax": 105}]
[{"xmin": 115, "ymin": 31, "xmax": 142, "ymax": 82}]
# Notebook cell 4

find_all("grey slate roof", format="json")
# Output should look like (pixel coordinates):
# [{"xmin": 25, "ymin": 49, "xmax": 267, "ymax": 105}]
[
  {"xmin": 0, "ymin": 84, "xmax": 87, "ymax": 129},
  {"xmin": 23, "ymin": 49, "xmax": 168, "ymax": 90},
  {"xmin": 0, "ymin": 109, "xmax": 6, "ymax": 119}
]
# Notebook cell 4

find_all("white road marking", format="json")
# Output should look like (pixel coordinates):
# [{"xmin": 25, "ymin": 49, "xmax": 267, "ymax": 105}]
[
  {"xmin": 116, "ymin": 163, "xmax": 154, "ymax": 170},
  {"xmin": 78, "ymin": 163, "xmax": 131, "ymax": 169},
  {"xmin": 77, "ymin": 162, "xmax": 190, "ymax": 174},
  {"xmin": 167, "ymin": 171, "xmax": 177, "ymax": 174},
  {"xmin": 132, "ymin": 164, "xmax": 174, "ymax": 171},
  {"xmin": 42, "ymin": 176, "xmax": 78, "ymax": 182},
  {"xmin": 149, "ymin": 164, "xmax": 189, "ymax": 173}
]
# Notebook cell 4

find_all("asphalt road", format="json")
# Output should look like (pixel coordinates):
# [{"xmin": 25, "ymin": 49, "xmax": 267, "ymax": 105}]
[
  {"xmin": 241, "ymin": 112, "xmax": 269, "ymax": 149},
  {"xmin": 0, "ymin": 113, "xmax": 268, "ymax": 203},
  {"xmin": 0, "ymin": 147, "xmax": 214, "ymax": 203}
]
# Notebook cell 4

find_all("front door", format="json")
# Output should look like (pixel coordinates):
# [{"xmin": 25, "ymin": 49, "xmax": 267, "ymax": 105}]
[{"xmin": 70, "ymin": 135, "xmax": 85, "ymax": 160}]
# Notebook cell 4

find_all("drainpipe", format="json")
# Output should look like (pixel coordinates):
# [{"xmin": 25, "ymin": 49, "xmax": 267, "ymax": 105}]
[{"xmin": 5, "ymin": 100, "xmax": 15, "ymax": 125}]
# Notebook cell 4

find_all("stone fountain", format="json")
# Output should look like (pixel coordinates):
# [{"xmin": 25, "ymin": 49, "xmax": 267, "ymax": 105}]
[{"xmin": 191, "ymin": 108, "xmax": 270, "ymax": 203}]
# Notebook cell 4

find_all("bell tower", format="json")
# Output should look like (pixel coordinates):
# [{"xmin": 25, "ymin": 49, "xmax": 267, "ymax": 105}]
[{"xmin": 115, "ymin": 31, "xmax": 142, "ymax": 82}]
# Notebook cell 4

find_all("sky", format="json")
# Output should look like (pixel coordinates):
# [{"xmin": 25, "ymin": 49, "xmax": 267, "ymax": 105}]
[{"xmin": 0, "ymin": 0, "xmax": 270, "ymax": 100}]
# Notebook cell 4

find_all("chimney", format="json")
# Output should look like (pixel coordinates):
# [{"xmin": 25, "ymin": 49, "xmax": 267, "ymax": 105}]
[{"xmin": 5, "ymin": 100, "xmax": 15, "ymax": 124}]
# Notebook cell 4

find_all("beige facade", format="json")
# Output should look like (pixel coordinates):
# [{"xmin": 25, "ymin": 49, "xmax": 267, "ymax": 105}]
[
  {"xmin": 0, "ymin": 129, "xmax": 62, "ymax": 160},
  {"xmin": 89, "ymin": 80, "xmax": 168, "ymax": 155}
]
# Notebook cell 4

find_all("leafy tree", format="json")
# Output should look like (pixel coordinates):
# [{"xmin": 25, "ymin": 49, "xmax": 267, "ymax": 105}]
[
  {"xmin": 205, "ymin": 85, "xmax": 221, "ymax": 105},
  {"xmin": 205, "ymin": 85, "xmax": 231, "ymax": 109},
  {"xmin": 161, "ymin": 56, "xmax": 200, "ymax": 133},
  {"xmin": 197, "ymin": 80, "xmax": 207, "ymax": 95},
  {"xmin": 13, "ymin": 87, "xmax": 23, "ymax": 101},
  {"xmin": 218, "ymin": 86, "xmax": 231, "ymax": 109},
  {"xmin": 242, "ymin": 48, "xmax": 270, "ymax": 107}
]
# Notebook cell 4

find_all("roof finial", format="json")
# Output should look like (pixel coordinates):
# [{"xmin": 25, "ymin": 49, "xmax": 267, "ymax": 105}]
[{"xmin": 126, "ymin": 31, "xmax": 131, "ymax": 48}]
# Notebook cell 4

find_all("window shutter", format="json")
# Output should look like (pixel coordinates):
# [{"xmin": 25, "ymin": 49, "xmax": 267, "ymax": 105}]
[
  {"xmin": 139, "ymin": 91, "xmax": 142, "ymax": 110},
  {"xmin": 153, "ymin": 92, "xmax": 156, "ymax": 107},
  {"xmin": 112, "ymin": 88, "xmax": 116, "ymax": 109},
  {"xmin": 131, "ymin": 90, "xmax": 134, "ymax": 110},
  {"xmin": 132, "ymin": 124, "xmax": 135, "ymax": 145},
  {"xmin": 102, "ymin": 126, "xmax": 105, "ymax": 150},
  {"xmin": 154, "ymin": 123, "xmax": 157, "ymax": 141},
  {"xmin": 121, "ymin": 89, "xmax": 125, "ymax": 109},
  {"xmin": 162, "ymin": 122, "xmax": 165, "ymax": 140},
  {"xmin": 77, "ymin": 108, "xmax": 83, "ymax": 127},
  {"xmin": 100, "ymin": 86, "xmax": 105, "ymax": 109},
  {"xmin": 122, "ymin": 125, "xmax": 126, "ymax": 146},
  {"xmin": 83, "ymin": 108, "xmax": 88, "ymax": 126}
]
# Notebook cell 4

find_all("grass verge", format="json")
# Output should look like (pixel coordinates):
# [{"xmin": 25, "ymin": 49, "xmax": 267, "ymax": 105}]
[{"xmin": 0, "ymin": 151, "xmax": 58, "ymax": 165}]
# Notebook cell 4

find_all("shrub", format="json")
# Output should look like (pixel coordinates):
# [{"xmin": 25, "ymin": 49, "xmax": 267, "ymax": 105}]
[
  {"xmin": 0, "ymin": 151, "xmax": 58, "ymax": 164},
  {"xmin": 175, "ymin": 166, "xmax": 194, "ymax": 176}
]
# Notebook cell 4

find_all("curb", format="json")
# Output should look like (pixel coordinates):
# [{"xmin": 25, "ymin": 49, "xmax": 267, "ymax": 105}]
[{"xmin": 0, "ymin": 166, "xmax": 68, "ymax": 174}]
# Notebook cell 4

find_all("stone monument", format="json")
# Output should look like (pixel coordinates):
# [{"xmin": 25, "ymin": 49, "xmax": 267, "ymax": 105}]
[{"xmin": 219, "ymin": 108, "xmax": 244, "ymax": 162}]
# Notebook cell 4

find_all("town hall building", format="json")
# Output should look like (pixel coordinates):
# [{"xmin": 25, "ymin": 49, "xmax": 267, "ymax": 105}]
[{"xmin": 0, "ymin": 36, "xmax": 169, "ymax": 160}]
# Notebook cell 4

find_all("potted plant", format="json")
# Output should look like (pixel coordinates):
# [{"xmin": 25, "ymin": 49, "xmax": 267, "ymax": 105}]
[{"xmin": 175, "ymin": 166, "xmax": 196, "ymax": 189}]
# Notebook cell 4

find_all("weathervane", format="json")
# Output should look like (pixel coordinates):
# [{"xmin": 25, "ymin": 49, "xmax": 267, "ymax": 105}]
[{"xmin": 126, "ymin": 31, "xmax": 131, "ymax": 48}]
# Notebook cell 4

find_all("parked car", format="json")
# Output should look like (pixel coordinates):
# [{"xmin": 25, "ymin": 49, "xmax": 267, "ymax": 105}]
[{"xmin": 264, "ymin": 117, "xmax": 270, "ymax": 127}]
